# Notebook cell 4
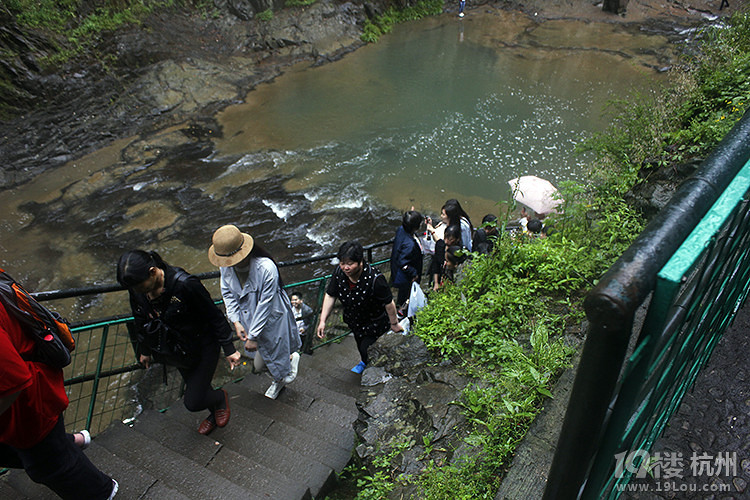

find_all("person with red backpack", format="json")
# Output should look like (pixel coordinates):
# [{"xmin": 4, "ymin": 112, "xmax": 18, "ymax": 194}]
[{"xmin": 0, "ymin": 273, "xmax": 118, "ymax": 499}]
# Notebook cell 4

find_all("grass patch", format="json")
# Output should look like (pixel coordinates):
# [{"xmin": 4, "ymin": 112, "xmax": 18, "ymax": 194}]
[{"xmin": 361, "ymin": 0, "xmax": 444, "ymax": 43}]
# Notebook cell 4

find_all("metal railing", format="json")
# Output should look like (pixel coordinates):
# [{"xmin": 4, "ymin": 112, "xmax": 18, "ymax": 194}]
[
  {"xmin": 42, "ymin": 241, "xmax": 394, "ymax": 435},
  {"xmin": 543, "ymin": 110, "xmax": 750, "ymax": 498}
]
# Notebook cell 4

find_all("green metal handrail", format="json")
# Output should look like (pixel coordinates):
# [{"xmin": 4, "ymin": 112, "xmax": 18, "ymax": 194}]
[
  {"xmin": 543, "ymin": 110, "xmax": 750, "ymax": 499},
  {"xmin": 589, "ymin": 157, "xmax": 750, "ymax": 498}
]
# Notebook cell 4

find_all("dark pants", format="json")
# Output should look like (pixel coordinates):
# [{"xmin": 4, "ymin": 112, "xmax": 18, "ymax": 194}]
[
  {"xmin": 354, "ymin": 331, "xmax": 384, "ymax": 364},
  {"xmin": 178, "ymin": 341, "xmax": 223, "ymax": 414},
  {"xmin": 394, "ymin": 282, "xmax": 411, "ymax": 310},
  {"xmin": 0, "ymin": 415, "xmax": 113, "ymax": 500}
]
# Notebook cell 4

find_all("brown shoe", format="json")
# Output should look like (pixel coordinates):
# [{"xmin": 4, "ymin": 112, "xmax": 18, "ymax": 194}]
[
  {"xmin": 215, "ymin": 389, "xmax": 230, "ymax": 428},
  {"xmin": 198, "ymin": 415, "xmax": 216, "ymax": 435}
]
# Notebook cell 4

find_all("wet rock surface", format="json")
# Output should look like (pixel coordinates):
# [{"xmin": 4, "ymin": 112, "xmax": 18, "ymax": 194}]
[
  {"xmin": 0, "ymin": 0, "xmax": 370, "ymax": 189},
  {"xmin": 355, "ymin": 333, "xmax": 473, "ymax": 484},
  {"xmin": 1, "ymin": 0, "xmax": 740, "ymax": 192}
]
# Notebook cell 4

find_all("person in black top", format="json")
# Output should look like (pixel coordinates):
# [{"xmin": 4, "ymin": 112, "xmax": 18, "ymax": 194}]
[
  {"xmin": 472, "ymin": 214, "xmax": 499, "ymax": 254},
  {"xmin": 389, "ymin": 210, "xmax": 424, "ymax": 308},
  {"xmin": 316, "ymin": 241, "xmax": 403, "ymax": 373},
  {"xmin": 430, "ymin": 224, "xmax": 462, "ymax": 291},
  {"xmin": 117, "ymin": 250, "xmax": 241, "ymax": 436}
]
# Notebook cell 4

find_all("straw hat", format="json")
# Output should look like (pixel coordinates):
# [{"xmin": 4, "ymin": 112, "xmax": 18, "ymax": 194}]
[{"xmin": 208, "ymin": 225, "xmax": 254, "ymax": 267}]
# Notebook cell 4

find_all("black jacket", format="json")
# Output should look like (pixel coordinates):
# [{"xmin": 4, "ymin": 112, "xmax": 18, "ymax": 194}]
[{"xmin": 128, "ymin": 266, "xmax": 236, "ymax": 360}]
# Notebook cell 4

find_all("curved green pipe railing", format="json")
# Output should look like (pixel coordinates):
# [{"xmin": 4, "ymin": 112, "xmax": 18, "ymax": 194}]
[{"xmin": 543, "ymin": 110, "xmax": 750, "ymax": 498}]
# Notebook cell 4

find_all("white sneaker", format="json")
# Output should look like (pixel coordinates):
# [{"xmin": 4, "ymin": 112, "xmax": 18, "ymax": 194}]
[
  {"xmin": 108, "ymin": 479, "xmax": 119, "ymax": 499},
  {"xmin": 282, "ymin": 352, "xmax": 300, "ymax": 384},
  {"xmin": 265, "ymin": 380, "xmax": 284, "ymax": 399},
  {"xmin": 76, "ymin": 430, "xmax": 91, "ymax": 449}
]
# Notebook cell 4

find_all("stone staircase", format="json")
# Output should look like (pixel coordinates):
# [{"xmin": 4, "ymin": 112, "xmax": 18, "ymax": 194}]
[{"xmin": 1, "ymin": 336, "xmax": 362, "ymax": 499}]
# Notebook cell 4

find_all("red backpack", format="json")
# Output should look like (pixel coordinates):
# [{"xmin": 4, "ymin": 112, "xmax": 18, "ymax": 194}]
[{"xmin": 0, "ymin": 268, "xmax": 75, "ymax": 368}]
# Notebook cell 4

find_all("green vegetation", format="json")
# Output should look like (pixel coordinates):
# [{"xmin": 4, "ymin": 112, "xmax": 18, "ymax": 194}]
[
  {"xmin": 5, "ymin": 0, "xmax": 163, "ymax": 64},
  {"xmin": 3, "ymin": 1, "xmax": 221, "ymax": 66},
  {"xmin": 285, "ymin": 0, "xmax": 318, "ymax": 7},
  {"xmin": 361, "ymin": 0, "xmax": 443, "ymax": 43},
  {"xmin": 580, "ymin": 10, "xmax": 750, "ymax": 193},
  {"xmin": 256, "ymin": 8, "xmax": 274, "ymax": 22},
  {"xmin": 339, "ymin": 9, "xmax": 750, "ymax": 500}
]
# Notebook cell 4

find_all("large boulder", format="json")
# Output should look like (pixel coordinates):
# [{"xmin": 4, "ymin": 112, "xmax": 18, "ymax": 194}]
[{"xmin": 355, "ymin": 333, "xmax": 473, "ymax": 480}]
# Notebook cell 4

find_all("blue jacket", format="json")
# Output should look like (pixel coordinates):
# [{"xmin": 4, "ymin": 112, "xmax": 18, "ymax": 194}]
[{"xmin": 390, "ymin": 226, "xmax": 423, "ymax": 286}]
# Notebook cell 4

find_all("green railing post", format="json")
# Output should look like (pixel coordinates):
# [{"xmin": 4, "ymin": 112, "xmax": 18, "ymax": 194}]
[{"xmin": 86, "ymin": 324, "xmax": 110, "ymax": 430}]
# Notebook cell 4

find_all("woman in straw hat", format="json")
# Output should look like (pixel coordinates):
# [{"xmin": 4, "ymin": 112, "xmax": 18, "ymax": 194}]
[
  {"xmin": 117, "ymin": 250, "xmax": 241, "ymax": 436},
  {"xmin": 209, "ymin": 225, "xmax": 301, "ymax": 400}
]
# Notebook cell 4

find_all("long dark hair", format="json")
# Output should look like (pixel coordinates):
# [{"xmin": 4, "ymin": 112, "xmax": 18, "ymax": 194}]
[
  {"xmin": 442, "ymin": 199, "xmax": 473, "ymax": 232},
  {"xmin": 117, "ymin": 250, "xmax": 169, "ymax": 288},
  {"xmin": 248, "ymin": 244, "xmax": 284, "ymax": 288}
]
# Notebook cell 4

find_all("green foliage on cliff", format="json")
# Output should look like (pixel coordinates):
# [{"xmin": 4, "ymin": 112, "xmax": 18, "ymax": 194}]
[
  {"xmin": 580, "ymin": 10, "xmax": 750, "ymax": 192},
  {"xmin": 361, "ymin": 0, "xmax": 444, "ymax": 43},
  {"xmin": 4, "ymin": 0, "xmax": 166, "ymax": 65}
]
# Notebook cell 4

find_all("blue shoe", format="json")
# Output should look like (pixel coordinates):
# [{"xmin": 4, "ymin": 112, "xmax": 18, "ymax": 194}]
[{"xmin": 351, "ymin": 361, "xmax": 366, "ymax": 374}]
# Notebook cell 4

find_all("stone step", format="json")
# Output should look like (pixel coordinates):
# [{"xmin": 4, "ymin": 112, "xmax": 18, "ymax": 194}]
[
  {"xmin": 0, "ymin": 470, "xmax": 38, "ymax": 500},
  {"xmin": 134, "ymin": 409, "xmax": 305, "ymax": 500},
  {"xmin": 85, "ymin": 440, "xmax": 190, "ymax": 499},
  {"xmin": 307, "ymin": 397, "xmax": 360, "ymax": 430},
  {"xmin": 299, "ymin": 363, "xmax": 361, "ymax": 399},
  {"xmin": 307, "ymin": 335, "xmax": 364, "ymax": 376},
  {"xmin": 204, "ymin": 446, "xmax": 309, "ymax": 500},
  {"xmin": 94, "ymin": 421, "xmax": 259, "ymax": 500},
  {"xmin": 231, "ymin": 390, "xmax": 354, "ymax": 452},
  {"xmin": 238, "ymin": 367, "xmax": 359, "ymax": 418},
  {"xmin": 274, "ymin": 372, "xmax": 359, "ymax": 415},
  {"xmin": 0, "ymin": 441, "xmax": 173, "ymax": 500},
  {"xmin": 158, "ymin": 393, "xmax": 332, "ymax": 498}
]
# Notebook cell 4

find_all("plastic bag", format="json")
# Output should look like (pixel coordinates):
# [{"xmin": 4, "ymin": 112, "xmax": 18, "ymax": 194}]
[{"xmin": 407, "ymin": 282, "xmax": 427, "ymax": 317}]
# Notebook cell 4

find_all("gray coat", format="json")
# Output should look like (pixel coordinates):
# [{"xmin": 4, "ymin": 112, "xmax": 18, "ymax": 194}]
[{"xmin": 220, "ymin": 256, "xmax": 301, "ymax": 381}]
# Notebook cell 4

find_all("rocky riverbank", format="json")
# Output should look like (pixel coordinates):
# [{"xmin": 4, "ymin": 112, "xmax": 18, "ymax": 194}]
[{"xmin": 0, "ymin": 0, "xmax": 369, "ymax": 188}]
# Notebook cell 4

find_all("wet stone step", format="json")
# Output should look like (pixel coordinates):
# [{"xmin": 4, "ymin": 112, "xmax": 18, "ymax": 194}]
[
  {"xmin": 133, "ymin": 409, "xmax": 222, "ymax": 466},
  {"xmin": 306, "ymin": 398, "xmax": 360, "ymax": 430},
  {"xmin": 231, "ymin": 391, "xmax": 355, "ymax": 451},
  {"xmin": 237, "ymin": 368, "xmax": 359, "ymax": 419},
  {"xmin": 299, "ymin": 364, "xmax": 362, "ymax": 398},
  {"xmin": 0, "ymin": 470, "xmax": 39, "ymax": 500},
  {"xmin": 205, "ymin": 446, "xmax": 309, "ymax": 500},
  {"xmin": 157, "ymin": 386, "xmax": 275, "ymax": 435},
  {"xmin": 94, "ymin": 422, "xmax": 259, "ymax": 500},
  {"xmin": 278, "ymin": 374, "xmax": 359, "ymax": 415},
  {"xmin": 84, "ymin": 440, "xmax": 169, "ymax": 499},
  {"xmin": 215, "ymin": 422, "xmax": 335, "ymax": 498},
  {"xmin": 262, "ymin": 418, "xmax": 352, "ymax": 474},
  {"xmin": 134, "ymin": 409, "xmax": 305, "ymax": 499},
  {"xmin": 239, "ymin": 372, "xmax": 316, "ymax": 412},
  {"xmin": 305, "ymin": 337, "xmax": 363, "ymax": 374},
  {"xmin": 139, "ymin": 480, "xmax": 192, "ymax": 500},
  {"xmin": 154, "ymin": 388, "xmax": 335, "ymax": 498}
]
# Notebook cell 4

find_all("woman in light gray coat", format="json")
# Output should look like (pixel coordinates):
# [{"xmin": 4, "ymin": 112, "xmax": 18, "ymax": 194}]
[{"xmin": 209, "ymin": 225, "xmax": 301, "ymax": 399}]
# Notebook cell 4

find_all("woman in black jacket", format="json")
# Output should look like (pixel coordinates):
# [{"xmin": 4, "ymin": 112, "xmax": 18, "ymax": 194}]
[{"xmin": 117, "ymin": 250, "xmax": 241, "ymax": 436}]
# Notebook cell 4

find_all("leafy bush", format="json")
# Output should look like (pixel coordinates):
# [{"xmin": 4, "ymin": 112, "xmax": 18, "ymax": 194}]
[
  {"xmin": 256, "ymin": 8, "xmax": 273, "ymax": 22},
  {"xmin": 286, "ymin": 0, "xmax": 317, "ymax": 6},
  {"xmin": 579, "ymin": 11, "xmax": 750, "ymax": 185},
  {"xmin": 360, "ymin": 0, "xmax": 443, "ymax": 43}
]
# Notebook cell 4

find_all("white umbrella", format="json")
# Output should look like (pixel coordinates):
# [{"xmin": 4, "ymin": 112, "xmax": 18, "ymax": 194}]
[{"xmin": 507, "ymin": 176, "xmax": 563, "ymax": 215}]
